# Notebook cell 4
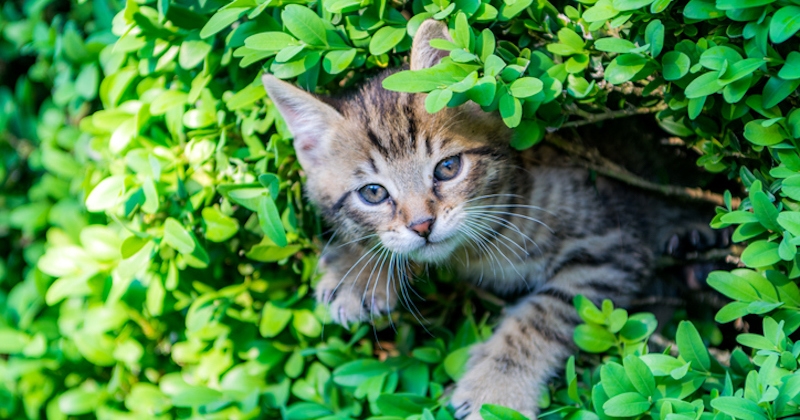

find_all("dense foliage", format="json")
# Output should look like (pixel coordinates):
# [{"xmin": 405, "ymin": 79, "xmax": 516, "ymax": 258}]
[{"xmin": 2, "ymin": 0, "xmax": 800, "ymax": 418}]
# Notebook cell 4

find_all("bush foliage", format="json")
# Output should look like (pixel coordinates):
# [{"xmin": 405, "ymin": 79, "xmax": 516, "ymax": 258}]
[{"xmin": 2, "ymin": 0, "xmax": 800, "ymax": 418}]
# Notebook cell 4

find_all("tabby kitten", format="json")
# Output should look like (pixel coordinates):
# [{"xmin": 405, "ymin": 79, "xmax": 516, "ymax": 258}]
[{"xmin": 262, "ymin": 20, "xmax": 712, "ymax": 420}]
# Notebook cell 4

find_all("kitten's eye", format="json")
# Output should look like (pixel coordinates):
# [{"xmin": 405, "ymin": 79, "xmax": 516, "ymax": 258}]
[
  {"xmin": 434, "ymin": 155, "xmax": 462, "ymax": 181},
  {"xmin": 358, "ymin": 184, "xmax": 389, "ymax": 204}
]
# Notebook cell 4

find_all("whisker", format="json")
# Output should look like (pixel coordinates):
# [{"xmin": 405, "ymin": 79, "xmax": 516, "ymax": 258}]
[
  {"xmin": 327, "ymin": 242, "xmax": 383, "ymax": 311},
  {"xmin": 463, "ymin": 193, "xmax": 525, "ymax": 204},
  {"xmin": 460, "ymin": 225, "xmax": 499, "ymax": 280},
  {"xmin": 464, "ymin": 221, "xmax": 528, "ymax": 286},
  {"xmin": 336, "ymin": 233, "xmax": 379, "ymax": 248},
  {"xmin": 466, "ymin": 204, "xmax": 556, "ymax": 217},
  {"xmin": 464, "ymin": 219, "xmax": 529, "ymax": 258},
  {"xmin": 465, "ymin": 212, "xmax": 543, "ymax": 256},
  {"xmin": 466, "ymin": 209, "xmax": 555, "ymax": 234}
]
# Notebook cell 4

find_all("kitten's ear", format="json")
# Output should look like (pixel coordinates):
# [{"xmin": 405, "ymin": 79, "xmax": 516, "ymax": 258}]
[
  {"xmin": 262, "ymin": 74, "xmax": 344, "ymax": 167},
  {"xmin": 410, "ymin": 20, "xmax": 453, "ymax": 71}
]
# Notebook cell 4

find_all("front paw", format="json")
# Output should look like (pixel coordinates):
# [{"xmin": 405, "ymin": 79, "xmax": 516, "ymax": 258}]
[
  {"xmin": 314, "ymin": 264, "xmax": 396, "ymax": 326},
  {"xmin": 450, "ymin": 346, "xmax": 537, "ymax": 420}
]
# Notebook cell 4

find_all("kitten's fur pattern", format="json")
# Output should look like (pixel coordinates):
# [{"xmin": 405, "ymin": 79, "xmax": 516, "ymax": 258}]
[{"xmin": 262, "ymin": 21, "xmax": 710, "ymax": 419}]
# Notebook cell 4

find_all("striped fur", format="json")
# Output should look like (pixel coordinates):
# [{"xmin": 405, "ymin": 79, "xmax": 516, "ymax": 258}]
[{"xmin": 261, "ymin": 20, "xmax": 709, "ymax": 420}]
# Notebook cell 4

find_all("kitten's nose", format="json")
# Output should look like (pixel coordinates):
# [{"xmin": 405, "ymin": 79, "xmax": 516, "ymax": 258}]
[{"xmin": 408, "ymin": 218, "xmax": 435, "ymax": 238}]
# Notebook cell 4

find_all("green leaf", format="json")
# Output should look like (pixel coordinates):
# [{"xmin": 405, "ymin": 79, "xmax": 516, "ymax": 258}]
[
  {"xmin": 594, "ymin": 38, "xmax": 638, "ymax": 53},
  {"xmin": 583, "ymin": 0, "xmax": 619, "ymax": 22},
  {"xmin": 260, "ymin": 303, "xmax": 292, "ymax": 338},
  {"xmin": 161, "ymin": 373, "xmax": 224, "ymax": 407},
  {"xmin": 150, "ymin": 90, "xmax": 187, "ymax": 115},
  {"xmin": 509, "ymin": 77, "xmax": 543, "ymax": 98},
  {"xmin": 676, "ymin": 321, "xmax": 710, "ymax": 372},
  {"xmin": 575, "ymin": 295, "xmax": 605, "ymax": 324},
  {"xmin": 246, "ymin": 244, "xmax": 302, "ymax": 262},
  {"xmin": 741, "ymin": 240, "xmax": 781, "ymax": 267},
  {"xmin": 557, "ymin": 28, "xmax": 585, "ymax": 51},
  {"xmin": 743, "ymin": 119, "xmax": 786, "ymax": 146},
  {"xmin": 719, "ymin": 58, "xmax": 764, "ymax": 84},
  {"xmin": 683, "ymin": 0, "xmax": 724, "ymax": 19},
  {"xmin": 613, "ymin": 0, "xmax": 654, "ymax": 11},
  {"xmin": 480, "ymin": 404, "xmax": 530, "ymax": 420},
  {"xmin": 624, "ymin": 355, "xmax": 656, "ymax": 397},
  {"xmin": 292, "ymin": 309, "xmax": 321, "ymax": 337},
  {"xmin": 383, "ymin": 63, "xmax": 478, "ymax": 93},
  {"xmin": 425, "ymin": 88, "xmax": 453, "ymax": 113},
  {"xmin": 716, "ymin": 0, "xmax": 773, "ymax": 9},
  {"xmin": 323, "ymin": 49, "xmax": 358, "ymax": 74},
  {"xmin": 662, "ymin": 51, "xmax": 690, "ymax": 81},
  {"xmin": 685, "ymin": 72, "xmax": 724, "ymax": 98},
  {"xmin": 163, "ymin": 218, "xmax": 195, "ymax": 254},
  {"xmin": 602, "ymin": 392, "xmax": 651, "ymax": 417},
  {"xmin": 370, "ymin": 26, "xmax": 407, "ymax": 55},
  {"xmin": 574, "ymin": 324, "xmax": 616, "ymax": 353},
  {"xmin": 179, "ymin": 39, "xmax": 212, "ymax": 69},
  {"xmin": 258, "ymin": 194, "xmax": 288, "ymax": 247},
  {"xmin": 499, "ymin": 92, "xmax": 522, "ymax": 128},
  {"xmin": 763, "ymin": 77, "xmax": 800, "ymax": 109},
  {"xmin": 226, "ymin": 83, "xmax": 267, "ymax": 110},
  {"xmin": 645, "ymin": 20, "xmax": 664, "ymax": 57},
  {"xmin": 770, "ymin": 6, "xmax": 800, "ymax": 43},
  {"xmin": 510, "ymin": 120, "xmax": 544, "ymax": 150},
  {"xmin": 244, "ymin": 32, "xmax": 299, "ymax": 51},
  {"xmin": 782, "ymin": 175, "xmax": 800, "ymax": 201},
  {"xmin": 716, "ymin": 301, "xmax": 751, "ymax": 323},
  {"xmin": 751, "ymin": 190, "xmax": 781, "ymax": 231},
  {"xmin": 58, "ymin": 388, "xmax": 103, "ymax": 415},
  {"xmin": 778, "ymin": 211, "xmax": 800, "ymax": 236},
  {"xmin": 711, "ymin": 397, "xmax": 768, "ymax": 420},
  {"xmin": 699, "ymin": 46, "xmax": 741, "ymax": 71},
  {"xmin": 85, "ymin": 175, "xmax": 126, "ymax": 212},
  {"xmin": 333, "ymin": 359, "xmax": 390, "ymax": 387},
  {"xmin": 376, "ymin": 394, "xmax": 436, "ymax": 417},
  {"xmin": 707, "ymin": 270, "xmax": 761, "ymax": 302},
  {"xmin": 0, "ymin": 329, "xmax": 30, "ymax": 354},
  {"xmin": 778, "ymin": 52, "xmax": 800, "ymax": 80},
  {"xmin": 639, "ymin": 354, "xmax": 686, "ymax": 376},
  {"xmin": 282, "ymin": 5, "xmax": 328, "ymax": 46},
  {"xmin": 202, "ymin": 207, "xmax": 239, "ymax": 242},
  {"xmin": 200, "ymin": 3, "xmax": 253, "ymax": 39},
  {"xmin": 444, "ymin": 347, "xmax": 471, "ymax": 380},
  {"xmin": 605, "ymin": 54, "xmax": 649, "ymax": 84},
  {"xmin": 601, "ymin": 362, "xmax": 637, "ymax": 397}
]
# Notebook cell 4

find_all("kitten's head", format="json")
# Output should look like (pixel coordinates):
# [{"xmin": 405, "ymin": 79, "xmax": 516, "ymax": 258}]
[{"xmin": 262, "ymin": 21, "xmax": 513, "ymax": 263}]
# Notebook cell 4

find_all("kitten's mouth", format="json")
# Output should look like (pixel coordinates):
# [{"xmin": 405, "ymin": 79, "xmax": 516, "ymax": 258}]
[{"xmin": 408, "ymin": 237, "xmax": 459, "ymax": 263}]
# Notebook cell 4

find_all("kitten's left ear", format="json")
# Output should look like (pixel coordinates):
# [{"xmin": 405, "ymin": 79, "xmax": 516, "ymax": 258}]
[
  {"xmin": 410, "ymin": 20, "xmax": 454, "ymax": 71},
  {"xmin": 262, "ymin": 74, "xmax": 344, "ymax": 168}
]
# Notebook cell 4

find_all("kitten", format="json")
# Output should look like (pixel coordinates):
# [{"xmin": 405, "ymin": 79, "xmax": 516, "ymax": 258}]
[{"xmin": 262, "ymin": 20, "xmax": 716, "ymax": 420}]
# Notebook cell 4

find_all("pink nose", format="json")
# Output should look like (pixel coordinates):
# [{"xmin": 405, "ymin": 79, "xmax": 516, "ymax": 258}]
[{"xmin": 409, "ymin": 218, "xmax": 434, "ymax": 238}]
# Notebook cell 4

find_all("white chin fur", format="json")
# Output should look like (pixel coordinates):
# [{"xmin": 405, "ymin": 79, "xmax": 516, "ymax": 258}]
[{"xmin": 408, "ymin": 240, "xmax": 458, "ymax": 263}]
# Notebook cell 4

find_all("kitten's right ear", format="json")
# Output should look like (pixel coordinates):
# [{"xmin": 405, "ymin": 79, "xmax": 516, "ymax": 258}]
[
  {"xmin": 410, "ymin": 20, "xmax": 453, "ymax": 70},
  {"xmin": 262, "ymin": 74, "xmax": 344, "ymax": 167}
]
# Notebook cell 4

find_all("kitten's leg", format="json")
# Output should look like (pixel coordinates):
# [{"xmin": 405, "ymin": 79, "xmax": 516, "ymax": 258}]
[
  {"xmin": 450, "ymin": 239, "xmax": 650, "ymax": 419},
  {"xmin": 314, "ymin": 243, "xmax": 399, "ymax": 326}
]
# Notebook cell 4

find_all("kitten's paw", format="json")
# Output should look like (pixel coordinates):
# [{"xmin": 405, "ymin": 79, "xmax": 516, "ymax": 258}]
[
  {"xmin": 450, "ymin": 349, "xmax": 537, "ymax": 420},
  {"xmin": 664, "ymin": 225, "xmax": 733, "ymax": 258},
  {"xmin": 314, "ymin": 265, "xmax": 396, "ymax": 326}
]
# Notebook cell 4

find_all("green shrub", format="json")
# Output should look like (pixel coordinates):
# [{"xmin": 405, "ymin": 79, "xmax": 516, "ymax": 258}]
[{"xmin": 2, "ymin": 0, "xmax": 800, "ymax": 418}]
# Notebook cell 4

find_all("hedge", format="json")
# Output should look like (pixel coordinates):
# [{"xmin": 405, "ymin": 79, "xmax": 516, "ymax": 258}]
[{"xmin": 1, "ymin": 0, "xmax": 800, "ymax": 418}]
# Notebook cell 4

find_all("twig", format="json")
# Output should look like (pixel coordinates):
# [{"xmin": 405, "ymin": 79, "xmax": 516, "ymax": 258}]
[
  {"xmin": 543, "ymin": 132, "xmax": 741, "ymax": 208},
  {"xmin": 560, "ymin": 102, "xmax": 668, "ymax": 128}
]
